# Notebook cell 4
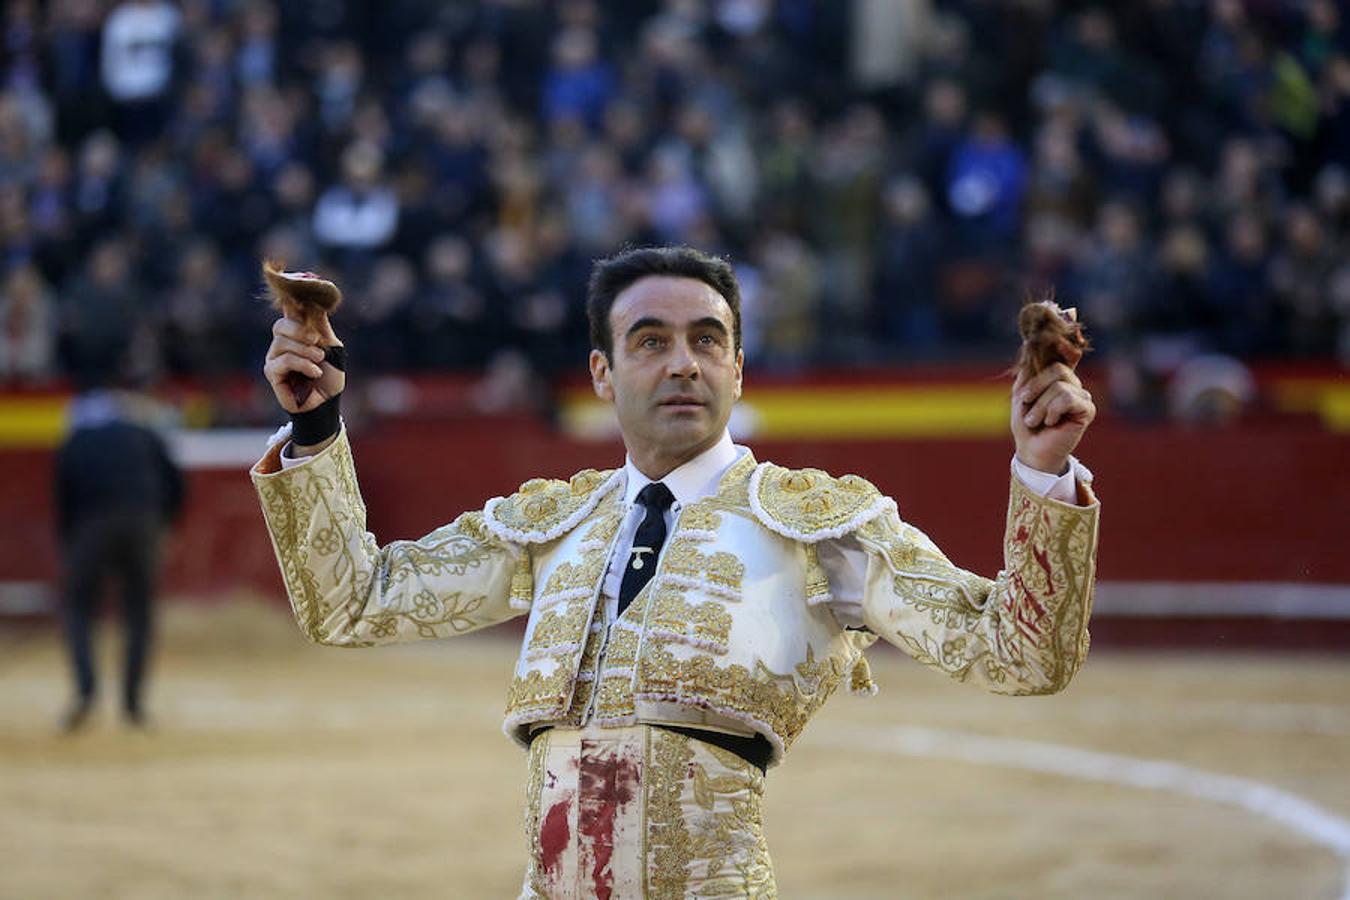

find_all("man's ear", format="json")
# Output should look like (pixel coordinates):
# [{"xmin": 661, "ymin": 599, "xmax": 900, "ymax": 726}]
[
  {"xmin": 733, "ymin": 348, "xmax": 744, "ymax": 401},
  {"xmin": 590, "ymin": 349, "xmax": 614, "ymax": 401}
]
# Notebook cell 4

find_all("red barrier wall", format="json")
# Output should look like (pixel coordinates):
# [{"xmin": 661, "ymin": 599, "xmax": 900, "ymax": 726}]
[
  {"xmin": 3, "ymin": 414, "xmax": 1345, "ymax": 604},
  {"xmin": 345, "ymin": 417, "xmax": 1349, "ymax": 584}
]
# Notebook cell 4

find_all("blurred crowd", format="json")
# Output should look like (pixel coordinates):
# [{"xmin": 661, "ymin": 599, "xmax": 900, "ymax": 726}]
[{"xmin": 0, "ymin": 0, "xmax": 1347, "ymax": 405}]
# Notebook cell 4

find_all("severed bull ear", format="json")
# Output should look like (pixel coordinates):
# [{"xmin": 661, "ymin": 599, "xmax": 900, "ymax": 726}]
[
  {"xmin": 261, "ymin": 260, "xmax": 342, "ymax": 326},
  {"xmin": 1014, "ymin": 293, "xmax": 1090, "ymax": 378},
  {"xmin": 261, "ymin": 260, "xmax": 344, "ymax": 407}
]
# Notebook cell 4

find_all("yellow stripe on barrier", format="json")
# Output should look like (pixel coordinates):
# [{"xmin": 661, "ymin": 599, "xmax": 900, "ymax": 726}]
[
  {"xmin": 0, "ymin": 398, "xmax": 66, "ymax": 448},
  {"xmin": 560, "ymin": 384, "xmax": 1011, "ymax": 440},
  {"xmin": 739, "ymin": 385, "xmax": 1009, "ymax": 438},
  {"xmin": 1319, "ymin": 389, "xmax": 1350, "ymax": 432},
  {"xmin": 1270, "ymin": 379, "xmax": 1350, "ymax": 432}
]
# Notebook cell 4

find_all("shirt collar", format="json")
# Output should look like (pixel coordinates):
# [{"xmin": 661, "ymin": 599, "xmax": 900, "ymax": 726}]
[{"xmin": 623, "ymin": 429, "xmax": 741, "ymax": 508}]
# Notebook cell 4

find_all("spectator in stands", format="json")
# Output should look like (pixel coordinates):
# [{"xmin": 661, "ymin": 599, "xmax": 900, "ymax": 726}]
[
  {"xmin": 1270, "ymin": 204, "xmax": 1338, "ymax": 356},
  {"xmin": 945, "ymin": 110, "xmax": 1027, "ymax": 255},
  {"xmin": 909, "ymin": 78, "xmax": 967, "ymax": 216},
  {"xmin": 44, "ymin": 0, "xmax": 106, "ymax": 144},
  {"xmin": 1026, "ymin": 119, "xmax": 1098, "ymax": 231},
  {"xmin": 412, "ymin": 234, "xmax": 491, "ymax": 370},
  {"xmin": 1144, "ymin": 223, "xmax": 1213, "ymax": 348},
  {"xmin": 757, "ymin": 99, "xmax": 815, "ymax": 233},
  {"xmin": 312, "ymin": 39, "xmax": 363, "ymax": 134},
  {"xmin": 1087, "ymin": 101, "xmax": 1171, "ymax": 205},
  {"xmin": 312, "ymin": 140, "xmax": 399, "ymax": 276},
  {"xmin": 812, "ymin": 104, "xmax": 886, "ymax": 354},
  {"xmin": 875, "ymin": 175, "xmax": 943, "ymax": 352},
  {"xmin": 234, "ymin": 1, "xmax": 280, "ymax": 89},
  {"xmin": 59, "ymin": 237, "xmax": 140, "ymax": 375},
  {"xmin": 484, "ymin": 226, "xmax": 570, "ymax": 372},
  {"xmin": 69, "ymin": 130, "xmax": 123, "ymax": 248},
  {"xmin": 751, "ymin": 229, "xmax": 820, "ymax": 368},
  {"xmin": 349, "ymin": 253, "xmax": 416, "ymax": 372},
  {"xmin": 192, "ymin": 143, "xmax": 274, "ymax": 268},
  {"xmin": 28, "ymin": 145, "xmax": 76, "ymax": 276},
  {"xmin": 0, "ymin": 0, "xmax": 1344, "ymax": 406},
  {"xmin": 541, "ymin": 27, "xmax": 615, "ymax": 131},
  {"xmin": 0, "ymin": 91, "xmax": 43, "ymax": 186},
  {"xmin": 1321, "ymin": 56, "xmax": 1350, "ymax": 164},
  {"xmin": 161, "ymin": 240, "xmax": 241, "ymax": 376},
  {"xmin": 100, "ymin": 0, "xmax": 181, "ymax": 145},
  {"xmin": 1070, "ymin": 200, "xmax": 1154, "ymax": 351},
  {"xmin": 0, "ymin": 263, "xmax": 56, "ymax": 381},
  {"xmin": 1206, "ymin": 211, "xmax": 1274, "ymax": 356}
]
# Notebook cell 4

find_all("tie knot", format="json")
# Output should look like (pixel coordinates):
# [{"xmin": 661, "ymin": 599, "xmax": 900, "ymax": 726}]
[{"xmin": 637, "ymin": 481, "xmax": 675, "ymax": 512}]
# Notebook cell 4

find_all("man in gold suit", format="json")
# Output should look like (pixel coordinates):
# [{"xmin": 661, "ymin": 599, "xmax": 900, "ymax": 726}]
[{"xmin": 254, "ymin": 245, "xmax": 1099, "ymax": 898}]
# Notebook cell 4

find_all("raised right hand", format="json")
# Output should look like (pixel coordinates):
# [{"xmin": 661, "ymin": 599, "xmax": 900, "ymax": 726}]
[{"xmin": 263, "ymin": 313, "xmax": 345, "ymax": 414}]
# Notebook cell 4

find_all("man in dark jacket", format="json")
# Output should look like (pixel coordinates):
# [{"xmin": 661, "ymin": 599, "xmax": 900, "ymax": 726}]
[{"xmin": 54, "ymin": 387, "xmax": 183, "ymax": 730}]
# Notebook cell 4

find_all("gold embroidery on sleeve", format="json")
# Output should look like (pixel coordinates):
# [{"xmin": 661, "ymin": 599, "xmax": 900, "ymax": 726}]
[
  {"xmin": 858, "ymin": 476, "xmax": 1099, "ymax": 694},
  {"xmin": 255, "ymin": 433, "xmax": 513, "ymax": 646}
]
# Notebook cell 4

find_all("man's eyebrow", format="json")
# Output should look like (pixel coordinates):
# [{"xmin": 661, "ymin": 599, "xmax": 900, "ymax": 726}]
[
  {"xmin": 624, "ymin": 317, "xmax": 668, "ymax": 340},
  {"xmin": 624, "ymin": 316, "xmax": 730, "ymax": 340}
]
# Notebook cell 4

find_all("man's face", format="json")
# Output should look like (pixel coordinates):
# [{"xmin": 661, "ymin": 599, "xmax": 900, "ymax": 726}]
[{"xmin": 590, "ymin": 275, "xmax": 743, "ymax": 478}]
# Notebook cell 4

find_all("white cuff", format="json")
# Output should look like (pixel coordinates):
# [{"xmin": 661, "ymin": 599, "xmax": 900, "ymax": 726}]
[
  {"xmin": 279, "ymin": 442, "xmax": 311, "ymax": 469},
  {"xmin": 264, "ymin": 421, "xmax": 335, "ymax": 471},
  {"xmin": 1011, "ymin": 455, "xmax": 1092, "ymax": 504}
]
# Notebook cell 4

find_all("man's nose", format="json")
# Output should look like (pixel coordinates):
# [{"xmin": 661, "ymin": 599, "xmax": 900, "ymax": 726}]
[{"xmin": 666, "ymin": 338, "xmax": 699, "ymax": 378}]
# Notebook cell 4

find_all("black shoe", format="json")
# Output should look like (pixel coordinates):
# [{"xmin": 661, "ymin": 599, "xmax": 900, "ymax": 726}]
[
  {"xmin": 60, "ymin": 699, "xmax": 94, "ymax": 733},
  {"xmin": 123, "ymin": 707, "xmax": 151, "ymax": 730}
]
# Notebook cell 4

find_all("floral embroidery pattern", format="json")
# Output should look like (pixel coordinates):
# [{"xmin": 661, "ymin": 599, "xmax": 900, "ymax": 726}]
[
  {"xmin": 252, "ymin": 431, "xmax": 520, "ymax": 647},
  {"xmin": 856, "ymin": 475, "xmax": 1099, "ymax": 695}
]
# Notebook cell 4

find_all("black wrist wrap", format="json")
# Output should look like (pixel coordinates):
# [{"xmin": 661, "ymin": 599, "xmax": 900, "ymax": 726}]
[
  {"xmin": 321, "ymin": 345, "xmax": 348, "ymax": 372},
  {"xmin": 288, "ymin": 345, "xmax": 347, "ymax": 447},
  {"xmin": 290, "ymin": 393, "xmax": 341, "ymax": 446}
]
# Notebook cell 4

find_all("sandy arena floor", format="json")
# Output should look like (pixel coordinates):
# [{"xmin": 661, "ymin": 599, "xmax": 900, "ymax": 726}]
[{"xmin": 2, "ymin": 600, "xmax": 1348, "ymax": 899}]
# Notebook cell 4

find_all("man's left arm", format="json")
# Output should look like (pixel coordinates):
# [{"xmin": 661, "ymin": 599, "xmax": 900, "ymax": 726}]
[{"xmin": 826, "ymin": 362, "xmax": 1100, "ymax": 695}]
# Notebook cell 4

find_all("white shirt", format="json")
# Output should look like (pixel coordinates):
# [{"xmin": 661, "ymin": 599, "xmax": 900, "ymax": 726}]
[{"xmin": 600, "ymin": 431, "xmax": 746, "ymax": 615}]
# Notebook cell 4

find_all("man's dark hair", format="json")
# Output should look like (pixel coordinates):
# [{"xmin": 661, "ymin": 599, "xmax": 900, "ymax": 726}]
[{"xmin": 586, "ymin": 246, "xmax": 742, "ymax": 361}]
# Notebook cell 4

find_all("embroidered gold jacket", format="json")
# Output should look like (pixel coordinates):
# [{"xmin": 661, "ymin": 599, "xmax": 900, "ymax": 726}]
[{"xmin": 252, "ymin": 427, "xmax": 1100, "ymax": 767}]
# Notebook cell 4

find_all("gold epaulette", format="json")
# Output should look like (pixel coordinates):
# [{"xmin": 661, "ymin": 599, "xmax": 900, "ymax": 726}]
[
  {"xmin": 483, "ymin": 468, "xmax": 621, "ymax": 546},
  {"xmin": 748, "ymin": 462, "xmax": 893, "ymax": 543}
]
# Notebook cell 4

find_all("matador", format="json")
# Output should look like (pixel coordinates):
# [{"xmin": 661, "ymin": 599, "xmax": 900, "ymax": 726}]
[{"xmin": 254, "ymin": 246, "xmax": 1100, "ymax": 898}]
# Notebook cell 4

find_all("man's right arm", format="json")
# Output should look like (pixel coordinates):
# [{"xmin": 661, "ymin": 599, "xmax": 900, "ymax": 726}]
[
  {"xmin": 252, "ymin": 424, "xmax": 526, "ymax": 646},
  {"xmin": 256, "ymin": 312, "xmax": 525, "ymax": 646}
]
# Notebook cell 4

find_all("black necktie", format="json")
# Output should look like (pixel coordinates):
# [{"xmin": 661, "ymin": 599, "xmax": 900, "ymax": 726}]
[{"xmin": 618, "ymin": 482, "xmax": 675, "ymax": 615}]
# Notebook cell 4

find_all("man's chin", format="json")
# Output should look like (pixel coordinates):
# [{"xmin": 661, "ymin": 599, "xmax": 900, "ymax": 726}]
[{"xmin": 653, "ymin": 420, "xmax": 719, "ymax": 454}]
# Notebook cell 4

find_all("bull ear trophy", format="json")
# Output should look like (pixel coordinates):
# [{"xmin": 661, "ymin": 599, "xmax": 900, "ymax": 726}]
[
  {"xmin": 1013, "ymin": 294, "xmax": 1091, "ymax": 379},
  {"xmin": 261, "ymin": 260, "xmax": 343, "ymax": 407}
]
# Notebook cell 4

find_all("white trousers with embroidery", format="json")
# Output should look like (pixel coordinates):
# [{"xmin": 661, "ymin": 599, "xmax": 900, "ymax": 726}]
[{"xmin": 520, "ymin": 723, "xmax": 776, "ymax": 899}]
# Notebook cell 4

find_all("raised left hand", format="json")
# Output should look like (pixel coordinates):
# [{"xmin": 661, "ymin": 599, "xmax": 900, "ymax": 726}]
[{"xmin": 1010, "ymin": 362, "xmax": 1096, "ymax": 474}]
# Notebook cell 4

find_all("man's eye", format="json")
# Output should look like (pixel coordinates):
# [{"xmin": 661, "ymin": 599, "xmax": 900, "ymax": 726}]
[{"xmin": 640, "ymin": 335, "xmax": 662, "ymax": 348}]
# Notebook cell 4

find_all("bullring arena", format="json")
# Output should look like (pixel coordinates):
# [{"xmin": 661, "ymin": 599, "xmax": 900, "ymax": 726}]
[
  {"xmin": 2, "ymin": 601, "xmax": 1349, "ymax": 899},
  {"xmin": 2, "ymin": 398, "xmax": 1348, "ymax": 899}
]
